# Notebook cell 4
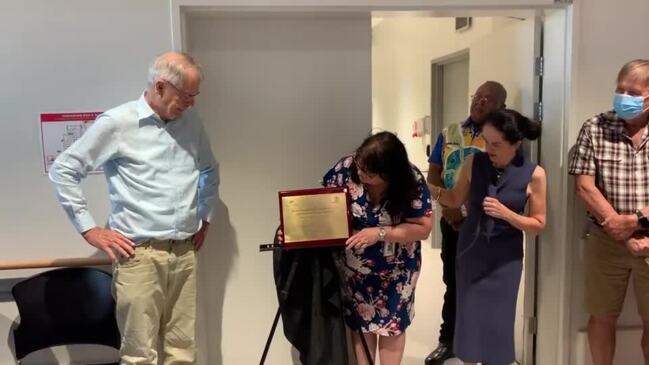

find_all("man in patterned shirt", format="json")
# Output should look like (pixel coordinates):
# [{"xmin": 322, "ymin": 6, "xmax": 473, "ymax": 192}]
[
  {"xmin": 425, "ymin": 81, "xmax": 507, "ymax": 365},
  {"xmin": 570, "ymin": 59, "xmax": 649, "ymax": 365}
]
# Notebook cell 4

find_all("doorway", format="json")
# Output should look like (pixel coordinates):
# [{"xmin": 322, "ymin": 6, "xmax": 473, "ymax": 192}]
[
  {"xmin": 372, "ymin": 14, "xmax": 541, "ymax": 364},
  {"xmin": 175, "ymin": 4, "xmax": 571, "ymax": 365},
  {"xmin": 432, "ymin": 52, "xmax": 470, "ymax": 132}
]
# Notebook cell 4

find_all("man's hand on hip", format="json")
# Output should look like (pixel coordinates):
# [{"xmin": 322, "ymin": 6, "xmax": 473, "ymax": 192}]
[
  {"xmin": 602, "ymin": 213, "xmax": 637, "ymax": 241},
  {"xmin": 192, "ymin": 221, "xmax": 210, "ymax": 251},
  {"xmin": 82, "ymin": 227, "xmax": 135, "ymax": 262}
]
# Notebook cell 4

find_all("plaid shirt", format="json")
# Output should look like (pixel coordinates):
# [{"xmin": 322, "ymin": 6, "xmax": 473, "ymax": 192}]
[{"xmin": 569, "ymin": 111, "xmax": 649, "ymax": 215}]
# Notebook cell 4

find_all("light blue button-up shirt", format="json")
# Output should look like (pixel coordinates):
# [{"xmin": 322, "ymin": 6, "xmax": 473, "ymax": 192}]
[{"xmin": 49, "ymin": 94, "xmax": 218, "ymax": 243}]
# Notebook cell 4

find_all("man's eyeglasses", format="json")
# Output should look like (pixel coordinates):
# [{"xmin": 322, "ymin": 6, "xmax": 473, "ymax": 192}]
[
  {"xmin": 471, "ymin": 94, "xmax": 494, "ymax": 104},
  {"xmin": 163, "ymin": 80, "xmax": 199, "ymax": 100}
]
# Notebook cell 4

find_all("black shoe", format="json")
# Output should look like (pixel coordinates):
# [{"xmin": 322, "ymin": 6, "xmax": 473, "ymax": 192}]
[{"xmin": 424, "ymin": 343, "xmax": 455, "ymax": 365}]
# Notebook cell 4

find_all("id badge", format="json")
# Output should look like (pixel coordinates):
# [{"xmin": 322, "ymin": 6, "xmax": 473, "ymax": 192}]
[{"xmin": 383, "ymin": 242, "xmax": 395, "ymax": 257}]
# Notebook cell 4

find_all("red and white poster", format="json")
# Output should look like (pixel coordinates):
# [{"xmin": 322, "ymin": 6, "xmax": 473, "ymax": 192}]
[{"xmin": 40, "ymin": 112, "xmax": 102, "ymax": 173}]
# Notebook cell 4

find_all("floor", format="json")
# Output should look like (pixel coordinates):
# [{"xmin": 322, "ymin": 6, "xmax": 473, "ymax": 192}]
[{"xmin": 443, "ymin": 359, "xmax": 464, "ymax": 365}]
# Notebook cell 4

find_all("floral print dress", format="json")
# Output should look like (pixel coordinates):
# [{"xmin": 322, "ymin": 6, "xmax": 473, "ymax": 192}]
[{"xmin": 322, "ymin": 155, "xmax": 433, "ymax": 336}]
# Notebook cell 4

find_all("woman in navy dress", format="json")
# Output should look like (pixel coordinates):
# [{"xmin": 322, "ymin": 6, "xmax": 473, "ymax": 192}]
[
  {"xmin": 429, "ymin": 110, "xmax": 547, "ymax": 365},
  {"xmin": 322, "ymin": 132, "xmax": 433, "ymax": 365}
]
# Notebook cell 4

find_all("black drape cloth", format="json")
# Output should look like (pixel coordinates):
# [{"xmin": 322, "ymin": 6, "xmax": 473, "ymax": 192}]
[{"xmin": 272, "ymin": 239, "xmax": 349, "ymax": 365}]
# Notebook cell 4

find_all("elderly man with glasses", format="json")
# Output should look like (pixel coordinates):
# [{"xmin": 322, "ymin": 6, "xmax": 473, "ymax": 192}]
[
  {"xmin": 425, "ymin": 81, "xmax": 507, "ymax": 365},
  {"xmin": 49, "ymin": 52, "xmax": 218, "ymax": 364}
]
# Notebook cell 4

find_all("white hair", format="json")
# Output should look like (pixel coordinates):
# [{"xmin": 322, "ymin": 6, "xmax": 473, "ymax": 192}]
[{"xmin": 147, "ymin": 52, "xmax": 203, "ymax": 88}]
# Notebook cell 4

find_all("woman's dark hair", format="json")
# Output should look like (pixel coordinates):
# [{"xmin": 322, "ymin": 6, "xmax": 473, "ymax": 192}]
[
  {"xmin": 483, "ymin": 109, "xmax": 541, "ymax": 143},
  {"xmin": 351, "ymin": 132, "xmax": 418, "ymax": 221}
]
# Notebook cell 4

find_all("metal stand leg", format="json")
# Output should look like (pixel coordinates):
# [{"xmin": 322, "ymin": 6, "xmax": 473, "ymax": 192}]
[
  {"xmin": 260, "ymin": 248, "xmax": 375, "ymax": 365},
  {"xmin": 259, "ymin": 307, "xmax": 282, "ymax": 365},
  {"xmin": 259, "ymin": 251, "xmax": 301, "ymax": 365}
]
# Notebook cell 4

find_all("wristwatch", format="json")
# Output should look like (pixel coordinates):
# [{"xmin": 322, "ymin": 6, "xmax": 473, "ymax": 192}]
[
  {"xmin": 378, "ymin": 227, "xmax": 387, "ymax": 241},
  {"xmin": 636, "ymin": 209, "xmax": 649, "ymax": 229}
]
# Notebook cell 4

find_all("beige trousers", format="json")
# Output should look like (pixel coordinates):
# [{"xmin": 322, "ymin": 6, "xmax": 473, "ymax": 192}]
[{"xmin": 112, "ymin": 239, "xmax": 197, "ymax": 365}]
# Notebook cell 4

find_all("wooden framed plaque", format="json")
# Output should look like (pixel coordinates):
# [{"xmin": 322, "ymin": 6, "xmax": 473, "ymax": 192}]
[{"xmin": 279, "ymin": 187, "xmax": 352, "ymax": 249}]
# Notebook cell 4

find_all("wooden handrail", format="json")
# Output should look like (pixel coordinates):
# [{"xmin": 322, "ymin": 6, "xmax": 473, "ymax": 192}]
[{"xmin": 0, "ymin": 257, "xmax": 112, "ymax": 271}]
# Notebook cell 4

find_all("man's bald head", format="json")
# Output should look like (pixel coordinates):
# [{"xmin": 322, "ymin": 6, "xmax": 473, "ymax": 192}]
[
  {"xmin": 147, "ymin": 52, "xmax": 203, "ymax": 89},
  {"xmin": 470, "ymin": 81, "xmax": 507, "ymax": 124},
  {"xmin": 145, "ymin": 52, "xmax": 203, "ymax": 121}
]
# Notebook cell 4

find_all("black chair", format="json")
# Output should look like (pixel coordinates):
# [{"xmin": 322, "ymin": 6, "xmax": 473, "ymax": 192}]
[{"xmin": 11, "ymin": 267, "xmax": 120, "ymax": 364}]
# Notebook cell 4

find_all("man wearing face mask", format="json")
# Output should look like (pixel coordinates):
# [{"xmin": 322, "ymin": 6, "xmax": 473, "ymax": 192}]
[
  {"xmin": 570, "ymin": 59, "xmax": 649, "ymax": 365},
  {"xmin": 425, "ymin": 81, "xmax": 507, "ymax": 365}
]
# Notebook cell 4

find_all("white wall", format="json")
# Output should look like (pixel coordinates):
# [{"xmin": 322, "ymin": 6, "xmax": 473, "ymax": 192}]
[
  {"xmin": 0, "ymin": 1, "xmax": 171, "ymax": 263},
  {"xmin": 567, "ymin": 1, "xmax": 649, "ymax": 364},
  {"xmin": 372, "ymin": 16, "xmax": 524, "ymax": 171},
  {"xmin": 468, "ymin": 19, "xmax": 537, "ymax": 120},
  {"xmin": 185, "ymin": 13, "xmax": 372, "ymax": 364},
  {"xmin": 0, "ymin": 1, "xmax": 172, "ymax": 363}
]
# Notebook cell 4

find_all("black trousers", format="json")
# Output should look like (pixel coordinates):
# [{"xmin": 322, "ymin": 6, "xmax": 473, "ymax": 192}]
[{"xmin": 439, "ymin": 219, "xmax": 459, "ymax": 346}]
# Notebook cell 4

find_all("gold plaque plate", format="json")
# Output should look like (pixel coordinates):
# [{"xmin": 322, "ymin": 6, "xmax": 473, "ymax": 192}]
[{"xmin": 279, "ymin": 187, "xmax": 351, "ymax": 249}]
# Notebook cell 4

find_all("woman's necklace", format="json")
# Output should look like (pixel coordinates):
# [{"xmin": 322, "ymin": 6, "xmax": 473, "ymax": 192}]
[{"xmin": 495, "ymin": 167, "xmax": 505, "ymax": 182}]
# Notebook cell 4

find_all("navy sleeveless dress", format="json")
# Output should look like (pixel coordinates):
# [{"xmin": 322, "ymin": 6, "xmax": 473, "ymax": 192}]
[{"xmin": 453, "ymin": 150, "xmax": 536, "ymax": 365}]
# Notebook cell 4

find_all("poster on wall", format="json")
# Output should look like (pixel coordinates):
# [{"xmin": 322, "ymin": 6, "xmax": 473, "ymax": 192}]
[{"xmin": 40, "ymin": 112, "xmax": 102, "ymax": 173}]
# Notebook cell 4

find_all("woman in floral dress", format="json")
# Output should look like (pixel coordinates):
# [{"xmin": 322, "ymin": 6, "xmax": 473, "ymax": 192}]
[{"xmin": 322, "ymin": 132, "xmax": 433, "ymax": 365}]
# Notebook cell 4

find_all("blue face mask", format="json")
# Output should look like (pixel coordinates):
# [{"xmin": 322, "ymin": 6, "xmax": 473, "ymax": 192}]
[{"xmin": 613, "ymin": 93, "xmax": 648, "ymax": 120}]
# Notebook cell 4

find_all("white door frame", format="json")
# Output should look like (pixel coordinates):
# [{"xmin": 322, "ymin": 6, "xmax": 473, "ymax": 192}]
[
  {"xmin": 168, "ymin": 2, "xmax": 574, "ymax": 365},
  {"xmin": 169, "ymin": 0, "xmax": 570, "ymax": 51}
]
